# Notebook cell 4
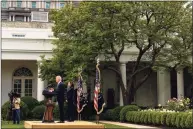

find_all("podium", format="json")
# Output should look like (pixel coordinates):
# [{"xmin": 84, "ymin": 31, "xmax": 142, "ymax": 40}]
[{"xmin": 42, "ymin": 89, "xmax": 56, "ymax": 123}]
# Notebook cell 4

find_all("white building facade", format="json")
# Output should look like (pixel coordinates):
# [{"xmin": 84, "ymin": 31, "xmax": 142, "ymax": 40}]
[{"xmin": 1, "ymin": 0, "xmax": 192, "ymax": 107}]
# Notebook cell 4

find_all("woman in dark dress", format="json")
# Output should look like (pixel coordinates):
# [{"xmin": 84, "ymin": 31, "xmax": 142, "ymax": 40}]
[{"xmin": 67, "ymin": 82, "xmax": 75, "ymax": 122}]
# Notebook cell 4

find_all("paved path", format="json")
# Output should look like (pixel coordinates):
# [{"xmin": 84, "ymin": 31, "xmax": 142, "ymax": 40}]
[{"xmin": 100, "ymin": 121, "xmax": 174, "ymax": 129}]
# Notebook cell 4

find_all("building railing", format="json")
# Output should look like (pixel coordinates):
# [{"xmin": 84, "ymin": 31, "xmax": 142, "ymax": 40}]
[{"xmin": 2, "ymin": 21, "xmax": 54, "ymax": 29}]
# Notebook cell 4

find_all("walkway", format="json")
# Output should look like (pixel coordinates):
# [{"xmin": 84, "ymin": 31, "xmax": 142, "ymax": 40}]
[{"xmin": 101, "ymin": 121, "xmax": 175, "ymax": 129}]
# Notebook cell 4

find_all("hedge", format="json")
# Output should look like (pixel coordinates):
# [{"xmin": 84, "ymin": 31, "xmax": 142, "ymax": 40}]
[
  {"xmin": 126, "ymin": 111, "xmax": 192, "ymax": 128},
  {"xmin": 120, "ymin": 105, "xmax": 140, "ymax": 122},
  {"xmin": 1, "ymin": 101, "xmax": 29, "ymax": 120},
  {"xmin": 21, "ymin": 96, "xmax": 39, "ymax": 110},
  {"xmin": 31, "ymin": 105, "xmax": 46, "ymax": 119}
]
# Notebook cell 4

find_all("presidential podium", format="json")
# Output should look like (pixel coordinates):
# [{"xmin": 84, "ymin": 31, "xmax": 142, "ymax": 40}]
[{"xmin": 42, "ymin": 88, "xmax": 57, "ymax": 123}]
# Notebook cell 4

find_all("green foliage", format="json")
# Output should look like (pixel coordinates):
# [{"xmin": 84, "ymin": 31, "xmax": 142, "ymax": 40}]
[
  {"xmin": 120, "ymin": 105, "xmax": 140, "ymax": 122},
  {"xmin": 21, "ymin": 96, "xmax": 39, "ymax": 111},
  {"xmin": 160, "ymin": 112, "xmax": 168, "ymax": 125},
  {"xmin": 124, "ymin": 110, "xmax": 192, "ymax": 128},
  {"xmin": 185, "ymin": 114, "xmax": 193, "ymax": 128},
  {"xmin": 39, "ymin": 2, "xmax": 192, "ymax": 105},
  {"xmin": 1, "ymin": 101, "xmax": 29, "ymax": 120},
  {"xmin": 31, "ymin": 105, "xmax": 46, "ymax": 119},
  {"xmin": 111, "ymin": 106, "xmax": 124, "ymax": 121},
  {"xmin": 166, "ymin": 97, "xmax": 190, "ymax": 112},
  {"xmin": 166, "ymin": 113, "xmax": 173, "ymax": 126},
  {"xmin": 103, "ymin": 109, "xmax": 114, "ymax": 121}
]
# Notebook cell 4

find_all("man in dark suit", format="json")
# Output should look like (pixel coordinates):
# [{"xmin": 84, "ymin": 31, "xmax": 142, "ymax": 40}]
[{"xmin": 56, "ymin": 76, "xmax": 66, "ymax": 123}]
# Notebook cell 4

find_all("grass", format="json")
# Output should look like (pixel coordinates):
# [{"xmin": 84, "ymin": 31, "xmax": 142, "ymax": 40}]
[{"xmin": 2, "ymin": 121, "xmax": 132, "ymax": 128}]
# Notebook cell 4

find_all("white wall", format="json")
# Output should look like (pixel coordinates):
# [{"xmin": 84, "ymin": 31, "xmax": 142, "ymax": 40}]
[{"xmin": 2, "ymin": 60, "xmax": 38, "ymax": 105}]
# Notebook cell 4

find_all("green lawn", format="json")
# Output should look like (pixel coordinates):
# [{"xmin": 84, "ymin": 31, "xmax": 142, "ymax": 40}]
[{"xmin": 2, "ymin": 121, "xmax": 131, "ymax": 128}]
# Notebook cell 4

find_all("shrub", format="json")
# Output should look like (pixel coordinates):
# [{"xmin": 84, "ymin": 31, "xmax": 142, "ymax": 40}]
[
  {"xmin": 180, "ymin": 113, "xmax": 188, "ymax": 128},
  {"xmin": 111, "ymin": 106, "xmax": 124, "ymax": 121},
  {"xmin": 39, "ymin": 100, "xmax": 47, "ymax": 105},
  {"xmin": 103, "ymin": 109, "xmax": 114, "ymax": 120},
  {"xmin": 151, "ymin": 112, "xmax": 157, "ymax": 125},
  {"xmin": 53, "ymin": 103, "xmax": 68, "ymax": 120},
  {"xmin": 166, "ymin": 97, "xmax": 190, "ymax": 112},
  {"xmin": 175, "ymin": 113, "xmax": 183, "ymax": 128},
  {"xmin": 1, "ymin": 101, "xmax": 29, "ymax": 120},
  {"xmin": 166, "ymin": 112, "xmax": 172, "ymax": 126},
  {"xmin": 31, "ymin": 105, "xmax": 46, "ymax": 119},
  {"xmin": 170, "ymin": 112, "xmax": 178, "ymax": 126},
  {"xmin": 160, "ymin": 112, "xmax": 167, "ymax": 125},
  {"xmin": 125, "ymin": 110, "xmax": 193, "ymax": 129},
  {"xmin": 185, "ymin": 114, "xmax": 193, "ymax": 128},
  {"xmin": 155, "ymin": 112, "xmax": 162, "ymax": 125},
  {"xmin": 120, "ymin": 105, "xmax": 140, "ymax": 122},
  {"xmin": 21, "ymin": 96, "xmax": 39, "ymax": 110}
]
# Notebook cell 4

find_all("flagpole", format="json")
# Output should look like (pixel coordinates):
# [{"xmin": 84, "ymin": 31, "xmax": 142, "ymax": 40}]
[
  {"xmin": 96, "ymin": 58, "xmax": 100, "ymax": 124},
  {"xmin": 77, "ymin": 67, "xmax": 83, "ymax": 121}
]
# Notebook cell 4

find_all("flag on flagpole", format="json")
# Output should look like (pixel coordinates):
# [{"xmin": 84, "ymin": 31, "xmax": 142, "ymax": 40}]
[
  {"xmin": 94, "ymin": 64, "xmax": 100, "ymax": 113},
  {"xmin": 77, "ymin": 75, "xmax": 83, "ymax": 113}
]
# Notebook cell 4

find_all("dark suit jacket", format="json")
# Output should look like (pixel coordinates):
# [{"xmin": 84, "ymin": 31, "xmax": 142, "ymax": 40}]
[{"xmin": 56, "ymin": 82, "xmax": 66, "ymax": 102}]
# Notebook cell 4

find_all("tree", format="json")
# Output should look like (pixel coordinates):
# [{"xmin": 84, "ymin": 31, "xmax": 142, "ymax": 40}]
[{"xmin": 39, "ymin": 2, "xmax": 192, "ymax": 105}]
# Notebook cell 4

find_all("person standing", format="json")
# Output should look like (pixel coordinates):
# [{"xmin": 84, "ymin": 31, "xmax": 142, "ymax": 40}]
[
  {"xmin": 67, "ymin": 82, "xmax": 75, "ymax": 122},
  {"xmin": 56, "ymin": 76, "xmax": 66, "ymax": 123},
  {"xmin": 12, "ymin": 93, "xmax": 21, "ymax": 124}
]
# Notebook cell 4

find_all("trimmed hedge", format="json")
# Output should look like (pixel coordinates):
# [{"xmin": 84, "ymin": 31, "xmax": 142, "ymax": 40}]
[
  {"xmin": 126, "ymin": 111, "xmax": 193, "ymax": 128},
  {"xmin": 21, "ymin": 96, "xmax": 39, "ymax": 110},
  {"xmin": 31, "ymin": 105, "xmax": 46, "ymax": 119},
  {"xmin": 1, "ymin": 101, "xmax": 29, "ymax": 120},
  {"xmin": 120, "ymin": 105, "xmax": 140, "ymax": 122}
]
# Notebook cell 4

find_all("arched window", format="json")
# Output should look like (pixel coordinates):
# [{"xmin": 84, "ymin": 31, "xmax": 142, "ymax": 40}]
[
  {"xmin": 13, "ymin": 67, "xmax": 33, "ymax": 97},
  {"xmin": 13, "ymin": 67, "xmax": 33, "ymax": 77}
]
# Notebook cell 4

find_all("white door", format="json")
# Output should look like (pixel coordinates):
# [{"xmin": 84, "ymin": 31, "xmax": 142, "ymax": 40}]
[{"xmin": 13, "ymin": 78, "xmax": 33, "ymax": 97}]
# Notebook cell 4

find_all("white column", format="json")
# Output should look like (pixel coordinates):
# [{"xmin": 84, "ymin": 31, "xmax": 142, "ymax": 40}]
[
  {"xmin": 9, "ymin": 15, "xmax": 12, "ymax": 21},
  {"xmin": 24, "ymin": 16, "xmax": 26, "ymax": 22},
  {"xmin": 37, "ymin": 62, "xmax": 45, "ymax": 101},
  {"xmin": 177, "ymin": 69, "xmax": 184, "ymax": 99},
  {"xmin": 13, "ymin": 15, "xmax": 15, "ymax": 21},
  {"xmin": 157, "ymin": 70, "xmax": 171, "ymax": 106},
  {"xmin": 120, "ymin": 62, "xmax": 127, "ymax": 106},
  {"xmin": 27, "ymin": 16, "xmax": 29, "ymax": 22}
]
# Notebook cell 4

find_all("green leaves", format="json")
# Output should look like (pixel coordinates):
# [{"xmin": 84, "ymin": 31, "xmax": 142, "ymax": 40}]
[{"xmin": 38, "ymin": 1, "xmax": 192, "ymax": 85}]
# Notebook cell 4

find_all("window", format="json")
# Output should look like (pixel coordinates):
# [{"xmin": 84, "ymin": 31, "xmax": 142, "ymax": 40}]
[
  {"xmin": 13, "ymin": 67, "xmax": 33, "ymax": 97},
  {"xmin": 60, "ymin": 2, "xmax": 65, "ymax": 8},
  {"xmin": 45, "ymin": 2, "xmax": 50, "ymax": 9},
  {"xmin": 31, "ymin": 1, "xmax": 36, "ymax": 8},
  {"xmin": 13, "ymin": 79, "xmax": 22, "ymax": 95},
  {"xmin": 31, "ymin": 11, "xmax": 48, "ymax": 22},
  {"xmin": 17, "ymin": 1, "xmax": 22, "ymax": 7},
  {"xmin": 1, "ymin": 0, "xmax": 7, "ymax": 8},
  {"xmin": 13, "ymin": 67, "xmax": 33, "ymax": 76},
  {"xmin": 24, "ymin": 79, "xmax": 33, "ymax": 96}
]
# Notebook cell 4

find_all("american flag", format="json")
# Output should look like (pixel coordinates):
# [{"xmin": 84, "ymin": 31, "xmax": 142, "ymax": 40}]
[
  {"xmin": 77, "ymin": 75, "xmax": 83, "ymax": 113},
  {"xmin": 94, "ymin": 68, "xmax": 100, "ymax": 113}
]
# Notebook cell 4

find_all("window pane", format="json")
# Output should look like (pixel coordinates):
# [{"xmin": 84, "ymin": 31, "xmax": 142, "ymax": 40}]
[
  {"xmin": 32, "ymin": 1, "xmax": 36, "ymax": 8},
  {"xmin": 17, "ymin": 1, "xmax": 22, "ymax": 7},
  {"xmin": 45, "ymin": 2, "xmax": 50, "ymax": 8},
  {"xmin": 1, "ymin": 1, "xmax": 7, "ymax": 8},
  {"xmin": 29, "ymin": 79, "xmax": 32, "ymax": 83},
  {"xmin": 60, "ymin": 3, "xmax": 64, "ymax": 8}
]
